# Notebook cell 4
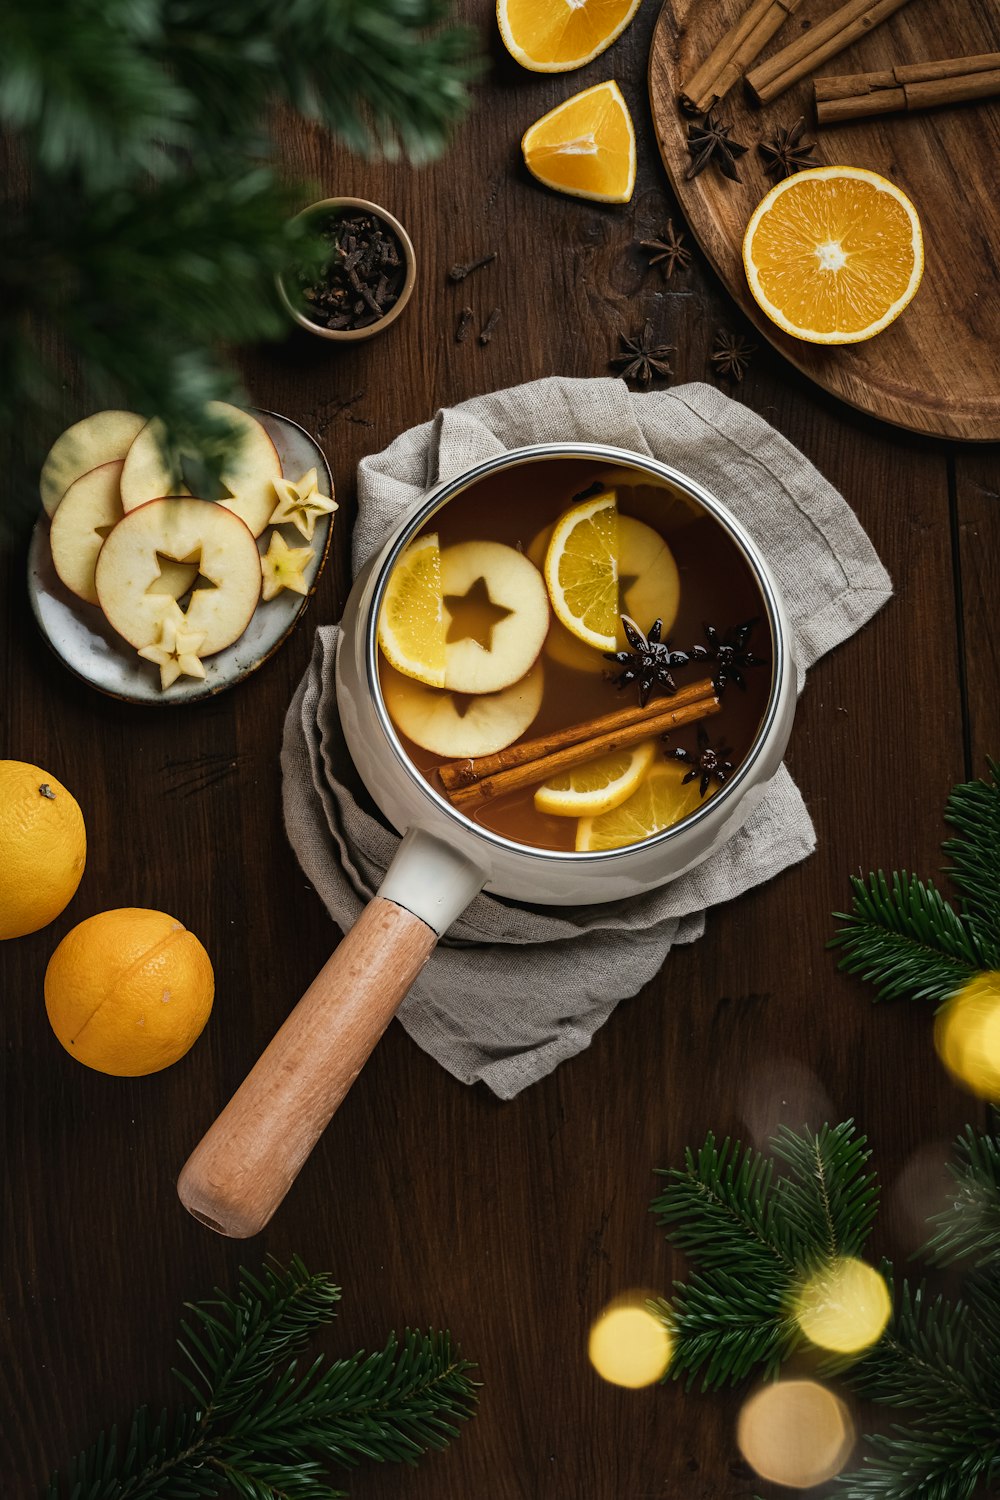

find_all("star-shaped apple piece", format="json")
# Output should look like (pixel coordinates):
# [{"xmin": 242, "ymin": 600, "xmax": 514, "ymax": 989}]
[
  {"xmin": 260, "ymin": 530, "xmax": 315, "ymax": 601},
  {"xmin": 137, "ymin": 607, "xmax": 208, "ymax": 690},
  {"xmin": 267, "ymin": 467, "xmax": 338, "ymax": 541}
]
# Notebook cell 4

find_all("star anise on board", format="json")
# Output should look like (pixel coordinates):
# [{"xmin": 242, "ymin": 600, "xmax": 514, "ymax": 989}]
[
  {"xmin": 605, "ymin": 615, "xmax": 690, "ymax": 707},
  {"xmin": 686, "ymin": 109, "xmax": 748, "ymax": 182},
  {"xmin": 668, "ymin": 726, "xmax": 735, "ymax": 798},
  {"xmin": 688, "ymin": 619, "xmax": 767, "ymax": 695},
  {"xmin": 640, "ymin": 220, "xmax": 692, "ymax": 279},
  {"xmin": 710, "ymin": 330, "xmax": 757, "ymax": 382},
  {"xmin": 610, "ymin": 322, "xmax": 675, "ymax": 386},
  {"xmin": 758, "ymin": 117, "xmax": 819, "ymax": 180}
]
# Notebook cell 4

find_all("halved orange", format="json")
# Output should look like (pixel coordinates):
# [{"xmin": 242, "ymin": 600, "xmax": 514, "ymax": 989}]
[
  {"xmin": 499, "ymin": 0, "xmax": 641, "ymax": 73},
  {"xmin": 522, "ymin": 81, "xmax": 636, "ymax": 204},
  {"xmin": 743, "ymin": 166, "xmax": 923, "ymax": 345}
]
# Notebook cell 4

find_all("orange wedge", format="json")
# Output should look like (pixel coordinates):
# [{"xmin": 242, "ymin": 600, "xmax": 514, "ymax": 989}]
[
  {"xmin": 522, "ymin": 81, "xmax": 636, "ymax": 204},
  {"xmin": 498, "ymin": 0, "xmax": 641, "ymax": 73},
  {"xmin": 743, "ymin": 166, "xmax": 923, "ymax": 345}
]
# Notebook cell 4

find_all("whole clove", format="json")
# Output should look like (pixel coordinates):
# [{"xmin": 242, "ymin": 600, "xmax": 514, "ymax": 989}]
[
  {"xmin": 479, "ymin": 307, "xmax": 502, "ymax": 345},
  {"xmin": 448, "ymin": 251, "xmax": 498, "ymax": 282},
  {"xmin": 292, "ymin": 210, "xmax": 407, "ymax": 332},
  {"xmin": 455, "ymin": 307, "xmax": 474, "ymax": 343}
]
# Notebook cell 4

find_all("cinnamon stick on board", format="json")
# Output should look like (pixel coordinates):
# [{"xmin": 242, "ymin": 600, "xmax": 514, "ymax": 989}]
[
  {"xmin": 815, "ymin": 52, "xmax": 1000, "ymax": 125},
  {"xmin": 679, "ymin": 0, "xmax": 807, "ymax": 115},
  {"xmin": 746, "ymin": 0, "xmax": 914, "ymax": 106},
  {"xmin": 438, "ymin": 676, "xmax": 717, "ymax": 792},
  {"xmin": 446, "ymin": 692, "xmax": 721, "ymax": 811}
]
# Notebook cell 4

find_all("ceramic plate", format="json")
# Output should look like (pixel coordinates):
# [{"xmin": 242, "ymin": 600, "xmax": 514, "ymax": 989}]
[{"xmin": 28, "ymin": 409, "xmax": 333, "ymax": 705}]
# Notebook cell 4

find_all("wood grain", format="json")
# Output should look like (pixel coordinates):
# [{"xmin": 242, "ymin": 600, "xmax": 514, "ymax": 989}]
[
  {"xmin": 0, "ymin": 1, "xmax": 995, "ymax": 1496},
  {"xmin": 178, "ymin": 898, "xmax": 439, "ymax": 1238},
  {"xmin": 649, "ymin": 0, "xmax": 1000, "ymax": 440}
]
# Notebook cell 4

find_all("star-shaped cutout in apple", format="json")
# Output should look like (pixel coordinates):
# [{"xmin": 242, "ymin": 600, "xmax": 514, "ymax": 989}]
[
  {"xmin": 137, "ymin": 607, "xmax": 207, "ymax": 690},
  {"xmin": 443, "ymin": 574, "xmax": 514, "ymax": 652},
  {"xmin": 267, "ymin": 467, "xmax": 338, "ymax": 541}
]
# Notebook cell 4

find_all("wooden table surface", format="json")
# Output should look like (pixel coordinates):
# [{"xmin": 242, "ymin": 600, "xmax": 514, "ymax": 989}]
[{"xmin": 3, "ymin": 3, "xmax": 998, "ymax": 1496}]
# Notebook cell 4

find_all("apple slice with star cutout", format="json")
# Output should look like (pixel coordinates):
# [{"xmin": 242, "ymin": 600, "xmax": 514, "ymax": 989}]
[
  {"xmin": 95, "ymin": 497, "xmax": 261, "ymax": 655},
  {"xmin": 382, "ymin": 660, "xmax": 544, "ymax": 759},
  {"xmin": 441, "ymin": 540, "xmax": 549, "ymax": 695},
  {"xmin": 119, "ymin": 401, "xmax": 282, "ymax": 537},
  {"xmin": 49, "ymin": 460, "xmax": 125, "ymax": 605},
  {"xmin": 40, "ymin": 410, "xmax": 145, "ymax": 517}
]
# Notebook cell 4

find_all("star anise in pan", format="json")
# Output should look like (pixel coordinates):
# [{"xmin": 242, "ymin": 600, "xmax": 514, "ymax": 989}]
[
  {"xmin": 605, "ymin": 615, "xmax": 690, "ymax": 707},
  {"xmin": 669, "ymin": 726, "xmax": 735, "ymax": 798},
  {"xmin": 689, "ymin": 619, "xmax": 767, "ymax": 694}
]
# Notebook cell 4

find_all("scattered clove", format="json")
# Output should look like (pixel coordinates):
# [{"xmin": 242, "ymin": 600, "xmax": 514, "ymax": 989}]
[
  {"xmin": 448, "ymin": 251, "xmax": 498, "ymax": 282},
  {"xmin": 455, "ymin": 307, "xmax": 474, "ymax": 343},
  {"xmin": 479, "ymin": 307, "xmax": 502, "ymax": 345}
]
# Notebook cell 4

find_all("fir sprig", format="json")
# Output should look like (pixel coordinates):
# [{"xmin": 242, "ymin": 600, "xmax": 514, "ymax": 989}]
[
  {"xmin": 650, "ymin": 1122, "xmax": 878, "ymax": 1388},
  {"xmin": 650, "ymin": 1122, "xmax": 1000, "ymax": 1500},
  {"xmin": 2, "ymin": 0, "xmax": 479, "ymax": 522},
  {"xmin": 831, "ymin": 764, "xmax": 1000, "ymax": 1006},
  {"xmin": 47, "ymin": 1257, "xmax": 478, "ymax": 1500}
]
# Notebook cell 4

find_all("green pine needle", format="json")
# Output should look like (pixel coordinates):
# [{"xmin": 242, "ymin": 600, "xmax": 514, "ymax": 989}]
[
  {"xmin": 47, "ymin": 1258, "xmax": 478, "ymax": 1500},
  {"xmin": 923, "ymin": 1121, "xmax": 1000, "ymax": 1270},
  {"xmin": 831, "ymin": 870, "xmax": 982, "ymax": 1005},
  {"xmin": 830, "ymin": 765, "xmax": 1000, "ymax": 1008}
]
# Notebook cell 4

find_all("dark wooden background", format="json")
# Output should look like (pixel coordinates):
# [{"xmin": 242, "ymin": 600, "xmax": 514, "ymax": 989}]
[{"xmin": 2, "ymin": 2, "xmax": 998, "ymax": 1496}]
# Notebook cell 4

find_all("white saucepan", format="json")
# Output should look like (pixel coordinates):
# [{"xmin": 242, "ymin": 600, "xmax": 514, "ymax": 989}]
[{"xmin": 178, "ymin": 444, "xmax": 797, "ymax": 1235}]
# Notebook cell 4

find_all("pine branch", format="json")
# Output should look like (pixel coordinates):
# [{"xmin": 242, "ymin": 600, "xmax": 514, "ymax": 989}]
[
  {"xmin": 923, "ymin": 1122, "xmax": 1000, "ymax": 1270},
  {"xmin": 834, "ymin": 1431, "xmax": 991, "ymax": 1500},
  {"xmin": 771, "ymin": 1121, "xmax": 879, "ymax": 1266},
  {"xmin": 47, "ymin": 1260, "xmax": 477, "ymax": 1500},
  {"xmin": 174, "ymin": 1256, "xmax": 342, "ymax": 1414},
  {"xmin": 943, "ymin": 763, "xmax": 1000, "ymax": 968},
  {"xmin": 830, "ymin": 871, "xmax": 983, "ymax": 1005}
]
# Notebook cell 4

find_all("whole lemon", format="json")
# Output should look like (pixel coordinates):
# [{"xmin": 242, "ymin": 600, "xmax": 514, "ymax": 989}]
[
  {"xmin": 0, "ymin": 760, "xmax": 86, "ymax": 939},
  {"xmin": 45, "ymin": 908, "xmax": 214, "ymax": 1076}
]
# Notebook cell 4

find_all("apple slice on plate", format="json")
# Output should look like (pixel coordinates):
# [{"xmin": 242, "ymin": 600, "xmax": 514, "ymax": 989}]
[
  {"xmin": 49, "ymin": 461, "xmax": 124, "ymax": 605},
  {"xmin": 119, "ymin": 401, "xmax": 282, "ymax": 537},
  {"xmin": 95, "ymin": 497, "xmax": 262, "ymax": 655},
  {"xmin": 40, "ymin": 411, "xmax": 145, "ymax": 517}
]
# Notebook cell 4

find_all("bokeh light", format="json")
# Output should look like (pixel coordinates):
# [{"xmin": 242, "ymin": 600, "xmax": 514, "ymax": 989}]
[
  {"xmin": 588, "ymin": 1298, "xmax": 673, "ymax": 1388},
  {"xmin": 737, "ymin": 1379, "xmax": 855, "ymax": 1488},
  {"xmin": 794, "ymin": 1256, "xmax": 891, "ymax": 1354},
  {"xmin": 934, "ymin": 972, "xmax": 1000, "ymax": 1101}
]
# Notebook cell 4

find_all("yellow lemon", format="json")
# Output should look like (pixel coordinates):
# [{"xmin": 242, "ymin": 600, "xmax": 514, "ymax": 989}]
[
  {"xmin": 535, "ymin": 739, "xmax": 656, "ymax": 818},
  {"xmin": 45, "ymin": 908, "xmax": 214, "ymax": 1076},
  {"xmin": 499, "ymin": 0, "xmax": 641, "ymax": 73},
  {"xmin": 743, "ymin": 166, "xmax": 923, "ymax": 344},
  {"xmin": 576, "ymin": 759, "xmax": 708, "ymax": 851},
  {"xmin": 522, "ymin": 81, "xmax": 636, "ymax": 204},
  {"xmin": 377, "ymin": 533, "xmax": 447, "ymax": 687},
  {"xmin": 0, "ymin": 761, "xmax": 86, "ymax": 939}
]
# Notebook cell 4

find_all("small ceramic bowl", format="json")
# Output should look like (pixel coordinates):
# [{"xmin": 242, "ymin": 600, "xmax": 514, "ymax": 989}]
[{"xmin": 277, "ymin": 196, "xmax": 416, "ymax": 343}]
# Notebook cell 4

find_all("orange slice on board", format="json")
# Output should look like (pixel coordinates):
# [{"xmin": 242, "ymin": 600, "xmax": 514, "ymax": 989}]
[
  {"xmin": 743, "ymin": 166, "xmax": 923, "ymax": 345},
  {"xmin": 498, "ymin": 0, "xmax": 641, "ymax": 73},
  {"xmin": 522, "ymin": 81, "xmax": 636, "ymax": 204}
]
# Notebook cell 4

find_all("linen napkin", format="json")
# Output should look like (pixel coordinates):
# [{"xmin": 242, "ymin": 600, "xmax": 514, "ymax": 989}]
[{"xmin": 281, "ymin": 378, "xmax": 892, "ymax": 1099}]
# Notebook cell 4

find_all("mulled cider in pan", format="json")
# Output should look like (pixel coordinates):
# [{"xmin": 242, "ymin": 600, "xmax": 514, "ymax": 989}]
[{"xmin": 377, "ymin": 458, "xmax": 772, "ymax": 853}]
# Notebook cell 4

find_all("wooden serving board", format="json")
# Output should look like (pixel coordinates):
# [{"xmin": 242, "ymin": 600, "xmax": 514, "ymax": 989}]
[{"xmin": 649, "ymin": 0, "xmax": 1000, "ymax": 441}]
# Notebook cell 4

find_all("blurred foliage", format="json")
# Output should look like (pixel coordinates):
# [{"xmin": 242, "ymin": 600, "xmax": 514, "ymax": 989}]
[{"xmin": 1, "ymin": 0, "xmax": 478, "ymax": 524}]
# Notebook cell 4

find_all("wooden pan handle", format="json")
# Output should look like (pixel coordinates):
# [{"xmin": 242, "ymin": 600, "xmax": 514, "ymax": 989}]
[{"xmin": 177, "ymin": 896, "xmax": 438, "ymax": 1238}]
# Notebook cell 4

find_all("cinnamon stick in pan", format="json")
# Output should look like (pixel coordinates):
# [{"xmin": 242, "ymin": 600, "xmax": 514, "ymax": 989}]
[
  {"xmin": 438, "ymin": 676, "xmax": 717, "ymax": 792},
  {"xmin": 445, "ymin": 691, "xmax": 721, "ymax": 811},
  {"xmin": 679, "ymin": 0, "xmax": 807, "ymax": 115},
  {"xmin": 815, "ymin": 52, "xmax": 1000, "ymax": 125},
  {"xmin": 746, "ymin": 0, "xmax": 915, "ymax": 106}
]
